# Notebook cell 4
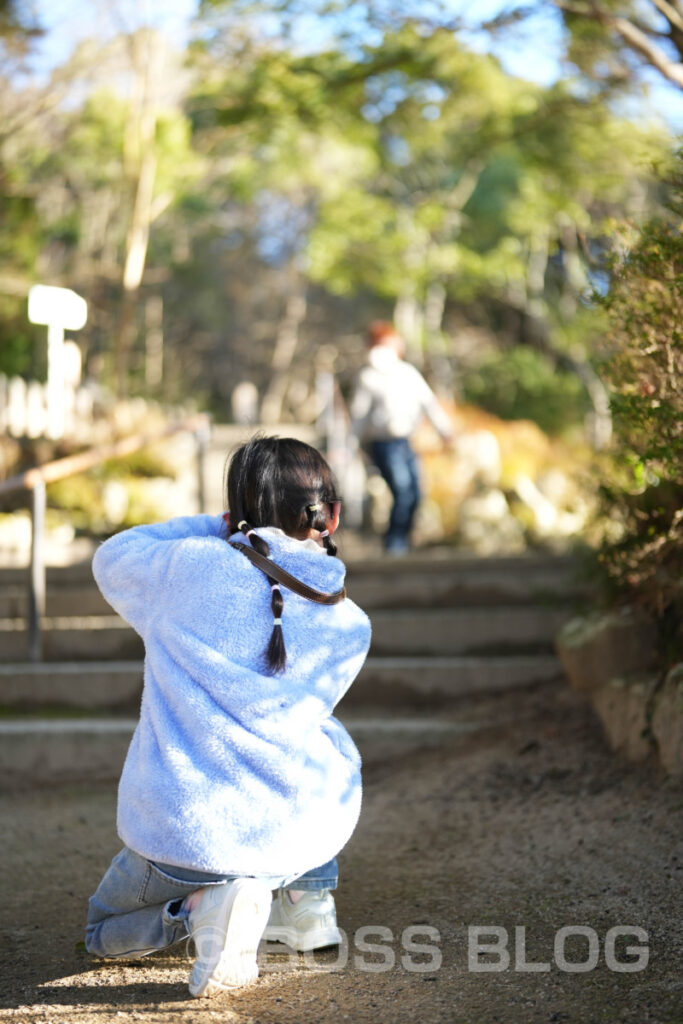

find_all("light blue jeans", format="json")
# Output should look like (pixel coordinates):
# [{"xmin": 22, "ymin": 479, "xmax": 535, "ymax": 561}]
[{"xmin": 85, "ymin": 846, "xmax": 339, "ymax": 958}]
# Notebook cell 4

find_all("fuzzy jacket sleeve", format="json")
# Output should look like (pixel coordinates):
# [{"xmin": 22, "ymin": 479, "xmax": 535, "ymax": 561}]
[{"xmin": 92, "ymin": 515, "xmax": 225, "ymax": 635}]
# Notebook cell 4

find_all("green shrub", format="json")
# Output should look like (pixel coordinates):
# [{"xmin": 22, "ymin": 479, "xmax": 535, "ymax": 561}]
[
  {"xmin": 598, "ymin": 151, "xmax": 682, "ymax": 618},
  {"xmin": 47, "ymin": 475, "xmax": 108, "ymax": 533},
  {"xmin": 462, "ymin": 345, "xmax": 589, "ymax": 436},
  {"xmin": 98, "ymin": 448, "xmax": 176, "ymax": 479}
]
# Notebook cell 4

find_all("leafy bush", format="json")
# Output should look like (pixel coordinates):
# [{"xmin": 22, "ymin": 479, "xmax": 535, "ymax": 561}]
[
  {"xmin": 598, "ymin": 152, "xmax": 682, "ymax": 618},
  {"xmin": 47, "ymin": 447, "xmax": 176, "ymax": 534},
  {"xmin": 462, "ymin": 345, "xmax": 589, "ymax": 436}
]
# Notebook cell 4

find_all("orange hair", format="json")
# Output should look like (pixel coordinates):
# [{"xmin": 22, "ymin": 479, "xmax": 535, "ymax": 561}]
[{"xmin": 367, "ymin": 321, "xmax": 398, "ymax": 347}]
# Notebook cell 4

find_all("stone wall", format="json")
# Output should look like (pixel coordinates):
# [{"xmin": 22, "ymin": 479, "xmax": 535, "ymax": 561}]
[{"xmin": 556, "ymin": 609, "xmax": 682, "ymax": 778}]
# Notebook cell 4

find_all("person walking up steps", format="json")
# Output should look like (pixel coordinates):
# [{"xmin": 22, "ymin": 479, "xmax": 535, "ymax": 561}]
[
  {"xmin": 351, "ymin": 321, "xmax": 454, "ymax": 554},
  {"xmin": 85, "ymin": 436, "xmax": 371, "ymax": 998}
]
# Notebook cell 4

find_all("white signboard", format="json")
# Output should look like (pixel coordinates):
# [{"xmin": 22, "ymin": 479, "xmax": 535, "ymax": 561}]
[
  {"xmin": 28, "ymin": 284, "xmax": 87, "ymax": 331},
  {"xmin": 27, "ymin": 284, "xmax": 87, "ymax": 439}
]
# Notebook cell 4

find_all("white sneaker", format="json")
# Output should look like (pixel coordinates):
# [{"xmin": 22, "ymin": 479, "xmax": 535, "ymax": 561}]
[
  {"xmin": 187, "ymin": 878, "xmax": 272, "ymax": 998},
  {"xmin": 264, "ymin": 889, "xmax": 342, "ymax": 952}
]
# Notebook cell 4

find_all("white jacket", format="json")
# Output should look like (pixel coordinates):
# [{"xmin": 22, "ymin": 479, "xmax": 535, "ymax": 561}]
[
  {"xmin": 92, "ymin": 516, "xmax": 371, "ymax": 877},
  {"xmin": 350, "ymin": 345, "xmax": 453, "ymax": 443}
]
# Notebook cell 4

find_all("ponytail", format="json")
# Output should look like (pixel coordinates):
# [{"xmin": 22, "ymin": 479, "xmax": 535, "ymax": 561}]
[
  {"xmin": 233, "ymin": 518, "xmax": 286, "ymax": 673},
  {"xmin": 266, "ymin": 581, "xmax": 286, "ymax": 673}
]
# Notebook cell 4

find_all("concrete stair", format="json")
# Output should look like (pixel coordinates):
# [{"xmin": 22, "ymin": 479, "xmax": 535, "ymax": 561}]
[
  {"xmin": 0, "ymin": 549, "xmax": 584, "ymax": 784},
  {"xmin": 0, "ymin": 711, "xmax": 484, "ymax": 789},
  {"xmin": 0, "ymin": 661, "xmax": 143, "ymax": 709},
  {"xmin": 0, "ymin": 605, "xmax": 569, "ymax": 661}
]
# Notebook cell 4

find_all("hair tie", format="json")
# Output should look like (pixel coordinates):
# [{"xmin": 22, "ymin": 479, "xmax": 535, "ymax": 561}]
[
  {"xmin": 320, "ymin": 529, "xmax": 330, "ymax": 538},
  {"xmin": 308, "ymin": 503, "xmax": 321, "ymax": 512},
  {"xmin": 272, "ymin": 617, "xmax": 282, "ymax": 625},
  {"xmin": 270, "ymin": 582, "xmax": 280, "ymax": 591},
  {"xmin": 237, "ymin": 520, "xmax": 247, "ymax": 530}
]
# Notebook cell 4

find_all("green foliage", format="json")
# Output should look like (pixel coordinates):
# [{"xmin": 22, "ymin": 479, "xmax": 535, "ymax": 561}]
[
  {"xmin": 462, "ymin": 346, "xmax": 590, "ymax": 436},
  {"xmin": 47, "ymin": 475, "xmax": 108, "ymax": 533},
  {"xmin": 0, "ymin": 6, "xmax": 675, "ymax": 412},
  {"xmin": 292, "ymin": 26, "xmax": 667, "ymax": 337},
  {"xmin": 46, "ymin": 448, "xmax": 175, "ymax": 534},
  {"xmin": 0, "ymin": 298, "xmax": 43, "ymax": 377},
  {"xmin": 0, "ymin": 187, "xmax": 43, "ymax": 374},
  {"xmin": 99, "ymin": 448, "xmax": 176, "ymax": 479},
  {"xmin": 597, "ymin": 152, "xmax": 683, "ymax": 616}
]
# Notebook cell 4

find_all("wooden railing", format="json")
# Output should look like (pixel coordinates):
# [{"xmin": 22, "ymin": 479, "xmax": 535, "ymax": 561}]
[{"xmin": 0, "ymin": 414, "xmax": 211, "ymax": 661}]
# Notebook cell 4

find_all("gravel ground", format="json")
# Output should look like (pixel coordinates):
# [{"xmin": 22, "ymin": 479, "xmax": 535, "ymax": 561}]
[{"xmin": 1, "ymin": 681, "xmax": 681, "ymax": 1024}]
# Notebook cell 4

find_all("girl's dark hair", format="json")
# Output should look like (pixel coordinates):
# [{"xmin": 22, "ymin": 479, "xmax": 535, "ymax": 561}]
[{"xmin": 225, "ymin": 435, "xmax": 340, "ymax": 674}]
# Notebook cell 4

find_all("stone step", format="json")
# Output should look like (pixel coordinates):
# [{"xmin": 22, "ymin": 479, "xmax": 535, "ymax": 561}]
[
  {"xmin": 346, "ymin": 551, "xmax": 577, "ymax": 576},
  {"xmin": 369, "ymin": 606, "xmax": 571, "ymax": 656},
  {"xmin": 346, "ymin": 564, "xmax": 588, "ymax": 610},
  {"xmin": 355, "ymin": 653, "xmax": 564, "ymax": 700},
  {"xmin": 0, "ymin": 551, "xmax": 583, "ymax": 588},
  {"xmin": 0, "ymin": 602, "xmax": 569, "ymax": 662},
  {"xmin": 0, "ymin": 573, "xmax": 589, "ymax": 618},
  {"xmin": 0, "ymin": 661, "xmax": 143, "ymax": 709},
  {"xmin": 0, "ymin": 652, "xmax": 563, "ymax": 712},
  {"xmin": 0, "ymin": 563, "xmax": 587, "ymax": 618},
  {"xmin": 0, "ymin": 561, "xmax": 96, "ymax": 587},
  {"xmin": 0, "ymin": 709, "xmax": 503, "ymax": 788},
  {"xmin": 0, "ymin": 584, "xmax": 113, "ymax": 619},
  {"xmin": 0, "ymin": 553, "xmax": 587, "ymax": 645},
  {"xmin": 0, "ymin": 717, "xmax": 137, "ymax": 787},
  {"xmin": 0, "ymin": 616, "xmax": 143, "ymax": 662}
]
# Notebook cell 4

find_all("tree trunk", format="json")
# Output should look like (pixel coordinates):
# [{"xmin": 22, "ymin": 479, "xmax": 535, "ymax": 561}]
[
  {"xmin": 145, "ymin": 294, "xmax": 163, "ymax": 390},
  {"xmin": 260, "ymin": 284, "xmax": 308, "ymax": 424},
  {"xmin": 115, "ymin": 30, "xmax": 164, "ymax": 397},
  {"xmin": 422, "ymin": 280, "xmax": 453, "ymax": 396},
  {"xmin": 522, "ymin": 305, "xmax": 613, "ymax": 450},
  {"xmin": 393, "ymin": 290, "xmax": 424, "ymax": 364},
  {"xmin": 513, "ymin": 224, "xmax": 612, "ymax": 449}
]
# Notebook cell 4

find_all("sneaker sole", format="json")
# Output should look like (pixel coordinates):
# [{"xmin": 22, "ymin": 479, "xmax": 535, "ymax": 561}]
[
  {"xmin": 264, "ymin": 924, "xmax": 343, "ymax": 952},
  {"xmin": 189, "ymin": 879, "xmax": 272, "ymax": 998}
]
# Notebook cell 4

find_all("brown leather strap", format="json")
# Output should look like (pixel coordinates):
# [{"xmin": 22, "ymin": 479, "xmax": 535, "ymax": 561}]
[{"xmin": 230, "ymin": 541, "xmax": 346, "ymax": 605}]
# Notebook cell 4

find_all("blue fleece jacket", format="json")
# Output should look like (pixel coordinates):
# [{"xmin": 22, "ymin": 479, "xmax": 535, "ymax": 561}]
[{"xmin": 92, "ymin": 516, "xmax": 371, "ymax": 877}]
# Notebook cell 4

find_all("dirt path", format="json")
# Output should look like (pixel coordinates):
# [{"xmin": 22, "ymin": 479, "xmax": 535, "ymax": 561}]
[{"xmin": 1, "ymin": 682, "xmax": 681, "ymax": 1024}]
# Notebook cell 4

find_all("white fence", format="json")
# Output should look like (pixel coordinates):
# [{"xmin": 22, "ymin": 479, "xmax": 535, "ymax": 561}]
[{"xmin": 0, "ymin": 373, "xmax": 100, "ymax": 442}]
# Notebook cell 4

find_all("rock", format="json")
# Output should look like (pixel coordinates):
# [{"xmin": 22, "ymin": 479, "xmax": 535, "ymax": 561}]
[
  {"xmin": 651, "ymin": 663, "xmax": 683, "ymax": 778},
  {"xmin": 513, "ymin": 474, "xmax": 587, "ymax": 540},
  {"xmin": 0, "ymin": 511, "xmax": 31, "ymax": 554},
  {"xmin": 102, "ymin": 481, "xmax": 129, "ymax": 525},
  {"xmin": 457, "ymin": 488, "xmax": 526, "ymax": 555},
  {"xmin": 556, "ymin": 608, "xmax": 659, "ymax": 695},
  {"xmin": 453, "ymin": 430, "xmax": 502, "ymax": 489},
  {"xmin": 536, "ymin": 468, "xmax": 572, "ymax": 505},
  {"xmin": 592, "ymin": 675, "xmax": 658, "ymax": 761}
]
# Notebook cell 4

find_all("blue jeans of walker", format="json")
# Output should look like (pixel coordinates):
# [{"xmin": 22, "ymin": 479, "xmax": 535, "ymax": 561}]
[
  {"xmin": 85, "ymin": 846, "xmax": 339, "ymax": 958},
  {"xmin": 370, "ymin": 438, "xmax": 421, "ymax": 551}
]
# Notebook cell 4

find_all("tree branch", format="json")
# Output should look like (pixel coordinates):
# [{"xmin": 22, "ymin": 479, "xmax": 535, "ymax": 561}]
[
  {"xmin": 650, "ymin": 0, "xmax": 683, "ymax": 36},
  {"xmin": 554, "ymin": 1, "xmax": 603, "ymax": 18},
  {"xmin": 553, "ymin": 0, "xmax": 683, "ymax": 88},
  {"xmin": 614, "ymin": 14, "xmax": 683, "ymax": 87}
]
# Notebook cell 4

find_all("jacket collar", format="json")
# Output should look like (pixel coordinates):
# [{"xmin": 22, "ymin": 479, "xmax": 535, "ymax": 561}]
[{"xmin": 230, "ymin": 527, "xmax": 346, "ymax": 593}]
